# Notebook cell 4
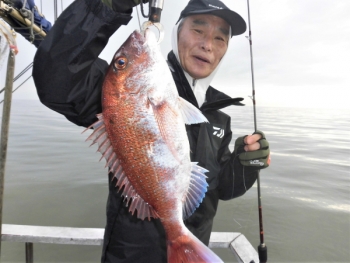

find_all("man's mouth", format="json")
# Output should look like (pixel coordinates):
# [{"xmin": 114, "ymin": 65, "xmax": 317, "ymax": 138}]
[{"xmin": 194, "ymin": 56, "xmax": 210, "ymax": 63}]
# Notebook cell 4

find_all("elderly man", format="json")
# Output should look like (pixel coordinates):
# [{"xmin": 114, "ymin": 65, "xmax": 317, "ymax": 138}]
[{"xmin": 33, "ymin": 0, "xmax": 270, "ymax": 262}]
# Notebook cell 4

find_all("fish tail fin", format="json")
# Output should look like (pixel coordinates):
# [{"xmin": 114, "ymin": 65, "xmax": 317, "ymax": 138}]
[{"xmin": 167, "ymin": 232, "xmax": 223, "ymax": 263}]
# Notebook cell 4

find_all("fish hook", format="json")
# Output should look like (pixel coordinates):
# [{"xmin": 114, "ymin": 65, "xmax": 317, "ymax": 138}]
[
  {"xmin": 141, "ymin": 0, "xmax": 164, "ymax": 44},
  {"xmin": 141, "ymin": 21, "xmax": 164, "ymax": 44}
]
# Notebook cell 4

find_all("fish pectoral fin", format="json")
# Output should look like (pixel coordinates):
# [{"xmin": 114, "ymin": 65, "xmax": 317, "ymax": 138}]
[
  {"xmin": 150, "ymin": 99, "xmax": 182, "ymax": 162},
  {"xmin": 183, "ymin": 163, "xmax": 209, "ymax": 219},
  {"xmin": 178, "ymin": 97, "xmax": 208, "ymax": 125}
]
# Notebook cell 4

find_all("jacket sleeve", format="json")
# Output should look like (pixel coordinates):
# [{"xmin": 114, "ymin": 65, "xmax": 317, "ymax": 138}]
[
  {"xmin": 217, "ymin": 116, "xmax": 258, "ymax": 200},
  {"xmin": 32, "ymin": 0, "xmax": 132, "ymax": 127}
]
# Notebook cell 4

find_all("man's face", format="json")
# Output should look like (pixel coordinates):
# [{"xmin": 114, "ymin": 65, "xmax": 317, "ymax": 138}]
[{"xmin": 178, "ymin": 14, "xmax": 230, "ymax": 80}]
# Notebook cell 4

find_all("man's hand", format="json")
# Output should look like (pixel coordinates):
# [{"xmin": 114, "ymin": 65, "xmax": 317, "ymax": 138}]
[
  {"xmin": 234, "ymin": 130, "xmax": 270, "ymax": 169},
  {"xmin": 101, "ymin": 0, "xmax": 149, "ymax": 13}
]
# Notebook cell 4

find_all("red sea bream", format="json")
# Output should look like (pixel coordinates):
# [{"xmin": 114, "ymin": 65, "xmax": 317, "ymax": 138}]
[{"xmin": 85, "ymin": 29, "xmax": 223, "ymax": 263}]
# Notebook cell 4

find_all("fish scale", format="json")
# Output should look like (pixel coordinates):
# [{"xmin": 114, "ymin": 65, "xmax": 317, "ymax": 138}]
[{"xmin": 105, "ymin": 104, "xmax": 166, "ymax": 208}]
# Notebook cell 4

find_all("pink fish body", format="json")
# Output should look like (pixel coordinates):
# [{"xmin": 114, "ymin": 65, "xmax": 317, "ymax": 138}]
[{"xmin": 85, "ymin": 30, "xmax": 223, "ymax": 263}]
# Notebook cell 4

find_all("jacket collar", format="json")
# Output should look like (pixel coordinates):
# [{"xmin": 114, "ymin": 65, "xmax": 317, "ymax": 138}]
[{"xmin": 167, "ymin": 51, "xmax": 244, "ymax": 112}]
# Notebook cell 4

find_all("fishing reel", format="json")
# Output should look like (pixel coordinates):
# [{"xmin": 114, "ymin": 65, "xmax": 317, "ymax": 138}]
[{"xmin": 141, "ymin": 0, "xmax": 164, "ymax": 43}]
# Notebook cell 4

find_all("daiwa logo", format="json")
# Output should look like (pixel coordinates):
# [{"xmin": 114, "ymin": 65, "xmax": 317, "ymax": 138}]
[
  {"xmin": 213, "ymin": 126, "xmax": 225, "ymax": 138},
  {"xmin": 250, "ymin": 160, "xmax": 264, "ymax": 166},
  {"xmin": 208, "ymin": 4, "xmax": 223, "ymax": 9}
]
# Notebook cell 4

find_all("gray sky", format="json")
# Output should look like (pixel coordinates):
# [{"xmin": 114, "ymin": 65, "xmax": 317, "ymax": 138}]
[{"xmin": 1, "ymin": 0, "xmax": 349, "ymax": 109}]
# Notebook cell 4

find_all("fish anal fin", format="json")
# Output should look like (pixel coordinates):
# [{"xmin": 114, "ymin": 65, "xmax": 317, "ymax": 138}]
[
  {"xmin": 183, "ymin": 162, "xmax": 209, "ymax": 219},
  {"xmin": 112, "ymin": 167, "xmax": 159, "ymax": 220},
  {"xmin": 116, "ymin": 173, "xmax": 159, "ymax": 221},
  {"xmin": 129, "ymin": 195, "xmax": 160, "ymax": 221},
  {"xmin": 178, "ymin": 97, "xmax": 208, "ymax": 125}
]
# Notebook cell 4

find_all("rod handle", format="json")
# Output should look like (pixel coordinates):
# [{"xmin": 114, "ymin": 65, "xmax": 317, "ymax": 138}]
[{"xmin": 258, "ymin": 244, "xmax": 267, "ymax": 263}]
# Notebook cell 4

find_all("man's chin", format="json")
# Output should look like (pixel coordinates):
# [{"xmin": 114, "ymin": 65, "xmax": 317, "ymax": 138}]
[{"xmin": 186, "ymin": 70, "xmax": 211, "ymax": 80}]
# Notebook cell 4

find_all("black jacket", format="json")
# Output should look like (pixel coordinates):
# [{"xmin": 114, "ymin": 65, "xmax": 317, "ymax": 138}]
[{"xmin": 33, "ymin": 0, "xmax": 257, "ymax": 262}]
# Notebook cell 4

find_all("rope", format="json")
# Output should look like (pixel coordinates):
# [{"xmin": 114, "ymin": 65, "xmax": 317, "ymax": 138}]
[
  {"xmin": 22, "ymin": 0, "xmax": 28, "ymax": 9},
  {"xmin": 0, "ymin": 62, "xmax": 33, "ymax": 103},
  {"xmin": 0, "ymin": 75, "xmax": 32, "ymax": 104},
  {"xmin": 13, "ymin": 62, "xmax": 33, "ymax": 82}
]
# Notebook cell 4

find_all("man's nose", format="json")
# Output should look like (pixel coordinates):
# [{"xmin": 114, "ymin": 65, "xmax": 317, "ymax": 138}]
[{"xmin": 201, "ymin": 37, "xmax": 213, "ymax": 51}]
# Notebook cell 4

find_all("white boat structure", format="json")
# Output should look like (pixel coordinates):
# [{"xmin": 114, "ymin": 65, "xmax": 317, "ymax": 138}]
[
  {"xmin": 1, "ymin": 224, "xmax": 259, "ymax": 263},
  {"xmin": 0, "ymin": 1, "xmax": 260, "ymax": 262}
]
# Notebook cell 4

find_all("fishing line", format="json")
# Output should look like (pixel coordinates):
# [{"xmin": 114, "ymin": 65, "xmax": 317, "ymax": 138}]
[
  {"xmin": 136, "ymin": 5, "xmax": 142, "ymax": 31},
  {"xmin": 231, "ymin": 155, "xmax": 257, "ymax": 233},
  {"xmin": 238, "ymin": 193, "xmax": 258, "ymax": 232},
  {"xmin": 136, "ymin": 0, "xmax": 151, "ymax": 31}
]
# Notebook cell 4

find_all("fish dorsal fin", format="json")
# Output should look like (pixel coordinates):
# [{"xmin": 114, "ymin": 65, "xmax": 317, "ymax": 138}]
[
  {"xmin": 178, "ymin": 97, "xmax": 209, "ymax": 125},
  {"xmin": 183, "ymin": 163, "xmax": 209, "ymax": 219},
  {"xmin": 83, "ymin": 114, "xmax": 159, "ymax": 221}
]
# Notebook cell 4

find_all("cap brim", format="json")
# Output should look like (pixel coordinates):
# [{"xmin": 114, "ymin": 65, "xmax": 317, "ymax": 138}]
[{"xmin": 179, "ymin": 9, "xmax": 247, "ymax": 36}]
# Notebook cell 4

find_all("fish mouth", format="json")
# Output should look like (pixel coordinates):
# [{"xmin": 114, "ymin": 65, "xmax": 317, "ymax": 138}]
[
  {"xmin": 142, "ymin": 29, "xmax": 159, "ymax": 47},
  {"xmin": 131, "ymin": 29, "xmax": 151, "ymax": 46},
  {"xmin": 132, "ymin": 30, "xmax": 146, "ymax": 42}
]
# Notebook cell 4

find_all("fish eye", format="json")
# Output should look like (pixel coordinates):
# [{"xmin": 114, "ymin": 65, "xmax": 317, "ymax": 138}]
[{"xmin": 114, "ymin": 56, "xmax": 128, "ymax": 70}]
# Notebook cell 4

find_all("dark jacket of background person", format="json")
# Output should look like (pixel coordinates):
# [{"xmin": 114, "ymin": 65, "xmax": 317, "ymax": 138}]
[{"xmin": 33, "ymin": 0, "xmax": 257, "ymax": 262}]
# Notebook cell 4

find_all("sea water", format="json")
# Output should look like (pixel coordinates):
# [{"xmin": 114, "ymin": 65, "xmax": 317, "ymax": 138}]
[{"xmin": 1, "ymin": 99, "xmax": 349, "ymax": 263}]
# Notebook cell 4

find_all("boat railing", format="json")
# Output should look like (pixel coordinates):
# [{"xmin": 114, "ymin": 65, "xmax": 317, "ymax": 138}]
[{"xmin": 1, "ymin": 224, "xmax": 259, "ymax": 263}]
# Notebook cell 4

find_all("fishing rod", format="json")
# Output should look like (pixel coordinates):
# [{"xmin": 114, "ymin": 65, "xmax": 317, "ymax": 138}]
[{"xmin": 246, "ymin": 1, "xmax": 267, "ymax": 262}]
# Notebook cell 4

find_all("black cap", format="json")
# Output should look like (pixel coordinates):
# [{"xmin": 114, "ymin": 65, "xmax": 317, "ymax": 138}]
[{"xmin": 176, "ymin": 0, "xmax": 247, "ymax": 37}]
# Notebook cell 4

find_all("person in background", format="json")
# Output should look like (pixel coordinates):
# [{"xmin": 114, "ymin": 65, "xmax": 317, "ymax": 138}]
[{"xmin": 32, "ymin": 0, "xmax": 270, "ymax": 262}]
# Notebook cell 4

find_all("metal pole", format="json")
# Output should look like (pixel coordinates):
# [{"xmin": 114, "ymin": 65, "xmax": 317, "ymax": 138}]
[
  {"xmin": 25, "ymin": 242, "xmax": 34, "ymax": 263},
  {"xmin": 0, "ymin": 49, "xmax": 16, "ymax": 255},
  {"xmin": 246, "ymin": 1, "xmax": 267, "ymax": 262},
  {"xmin": 54, "ymin": 0, "xmax": 58, "ymax": 21}
]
